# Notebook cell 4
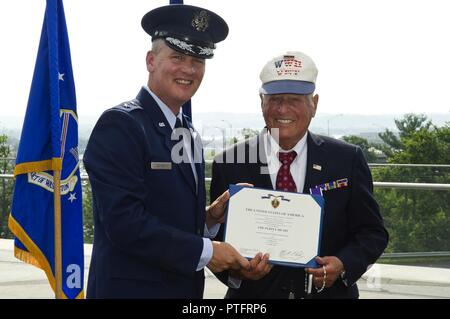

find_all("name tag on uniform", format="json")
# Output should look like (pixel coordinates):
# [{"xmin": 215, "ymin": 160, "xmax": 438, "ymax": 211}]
[{"xmin": 150, "ymin": 162, "xmax": 172, "ymax": 170}]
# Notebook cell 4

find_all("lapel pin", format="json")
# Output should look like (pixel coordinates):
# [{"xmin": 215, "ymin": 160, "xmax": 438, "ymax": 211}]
[
  {"xmin": 158, "ymin": 122, "xmax": 165, "ymax": 127},
  {"xmin": 313, "ymin": 164, "xmax": 322, "ymax": 171}
]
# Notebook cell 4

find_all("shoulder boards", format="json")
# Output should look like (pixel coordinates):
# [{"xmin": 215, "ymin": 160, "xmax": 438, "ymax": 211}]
[{"xmin": 113, "ymin": 99, "xmax": 143, "ymax": 112}]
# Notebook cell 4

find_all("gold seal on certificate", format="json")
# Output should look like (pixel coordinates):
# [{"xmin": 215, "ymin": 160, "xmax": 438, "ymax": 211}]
[{"xmin": 224, "ymin": 184, "xmax": 324, "ymax": 268}]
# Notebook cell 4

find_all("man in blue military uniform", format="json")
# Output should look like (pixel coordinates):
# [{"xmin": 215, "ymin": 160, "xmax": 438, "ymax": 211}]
[{"xmin": 83, "ymin": 4, "xmax": 250, "ymax": 298}]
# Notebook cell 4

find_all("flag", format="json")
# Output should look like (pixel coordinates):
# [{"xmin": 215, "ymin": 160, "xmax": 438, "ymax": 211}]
[
  {"xmin": 170, "ymin": 0, "xmax": 192, "ymax": 120},
  {"xmin": 8, "ymin": 0, "xmax": 84, "ymax": 299}
]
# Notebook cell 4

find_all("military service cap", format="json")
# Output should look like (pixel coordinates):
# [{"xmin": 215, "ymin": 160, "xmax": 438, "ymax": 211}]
[{"xmin": 141, "ymin": 4, "xmax": 229, "ymax": 59}]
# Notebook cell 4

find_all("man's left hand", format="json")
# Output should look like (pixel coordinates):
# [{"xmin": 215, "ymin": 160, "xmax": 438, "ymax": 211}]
[
  {"xmin": 206, "ymin": 183, "xmax": 253, "ymax": 227},
  {"xmin": 306, "ymin": 256, "xmax": 345, "ymax": 289},
  {"xmin": 206, "ymin": 189, "xmax": 230, "ymax": 227}
]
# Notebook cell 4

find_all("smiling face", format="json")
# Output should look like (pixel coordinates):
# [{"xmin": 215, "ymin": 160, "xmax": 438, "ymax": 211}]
[
  {"xmin": 147, "ymin": 40, "xmax": 206, "ymax": 114},
  {"xmin": 261, "ymin": 93, "xmax": 319, "ymax": 150}
]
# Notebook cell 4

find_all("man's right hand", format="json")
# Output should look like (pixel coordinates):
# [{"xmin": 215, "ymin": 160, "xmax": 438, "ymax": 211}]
[
  {"xmin": 229, "ymin": 252, "xmax": 272, "ymax": 280},
  {"xmin": 207, "ymin": 241, "xmax": 251, "ymax": 273}
]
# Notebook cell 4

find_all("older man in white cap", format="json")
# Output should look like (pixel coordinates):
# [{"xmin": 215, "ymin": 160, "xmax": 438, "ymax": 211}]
[{"xmin": 210, "ymin": 51, "xmax": 389, "ymax": 299}]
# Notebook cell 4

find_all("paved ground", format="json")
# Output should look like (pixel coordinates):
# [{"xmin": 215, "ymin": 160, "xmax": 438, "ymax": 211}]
[{"xmin": 1, "ymin": 239, "xmax": 449, "ymax": 299}]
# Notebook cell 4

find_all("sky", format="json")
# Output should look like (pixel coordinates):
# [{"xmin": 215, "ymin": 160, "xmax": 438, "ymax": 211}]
[{"xmin": 1, "ymin": 0, "xmax": 450, "ymax": 121}]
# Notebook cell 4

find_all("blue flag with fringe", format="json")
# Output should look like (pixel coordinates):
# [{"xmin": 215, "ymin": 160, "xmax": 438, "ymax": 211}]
[{"xmin": 8, "ymin": 0, "xmax": 84, "ymax": 299}]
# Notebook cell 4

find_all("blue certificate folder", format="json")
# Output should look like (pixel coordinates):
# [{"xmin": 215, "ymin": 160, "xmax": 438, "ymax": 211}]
[{"xmin": 224, "ymin": 184, "xmax": 324, "ymax": 268}]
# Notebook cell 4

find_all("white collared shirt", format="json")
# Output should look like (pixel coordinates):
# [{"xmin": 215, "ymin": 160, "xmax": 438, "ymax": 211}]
[{"xmin": 264, "ymin": 131, "xmax": 308, "ymax": 193}]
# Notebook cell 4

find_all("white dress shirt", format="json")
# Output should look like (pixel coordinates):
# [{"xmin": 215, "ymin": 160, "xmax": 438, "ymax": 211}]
[{"xmin": 265, "ymin": 131, "xmax": 308, "ymax": 193}]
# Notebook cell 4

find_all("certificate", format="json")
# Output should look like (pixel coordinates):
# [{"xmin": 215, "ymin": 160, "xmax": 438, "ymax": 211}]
[{"xmin": 224, "ymin": 184, "xmax": 324, "ymax": 268}]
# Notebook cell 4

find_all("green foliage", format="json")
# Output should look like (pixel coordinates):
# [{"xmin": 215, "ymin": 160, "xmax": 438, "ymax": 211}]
[
  {"xmin": 82, "ymin": 180, "xmax": 94, "ymax": 244},
  {"xmin": 0, "ymin": 134, "xmax": 14, "ymax": 238},
  {"xmin": 204, "ymin": 149, "xmax": 216, "ymax": 161},
  {"xmin": 341, "ymin": 135, "xmax": 378, "ymax": 162},
  {"xmin": 395, "ymin": 113, "xmax": 432, "ymax": 140},
  {"xmin": 375, "ymin": 187, "xmax": 450, "ymax": 252},
  {"xmin": 378, "ymin": 129, "xmax": 402, "ymax": 157},
  {"xmin": 378, "ymin": 256, "xmax": 450, "ymax": 267},
  {"xmin": 240, "ymin": 128, "xmax": 259, "ymax": 140},
  {"xmin": 205, "ymin": 180, "xmax": 211, "ymax": 206},
  {"xmin": 373, "ymin": 115, "xmax": 450, "ymax": 253},
  {"xmin": 378, "ymin": 113, "xmax": 432, "ymax": 157},
  {"xmin": 205, "ymin": 161, "xmax": 212, "ymax": 178}
]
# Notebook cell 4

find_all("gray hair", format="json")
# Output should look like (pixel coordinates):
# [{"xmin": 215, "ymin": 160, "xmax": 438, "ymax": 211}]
[{"xmin": 151, "ymin": 39, "xmax": 165, "ymax": 56}]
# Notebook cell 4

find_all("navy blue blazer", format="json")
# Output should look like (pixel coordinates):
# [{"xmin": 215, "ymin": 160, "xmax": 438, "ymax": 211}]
[
  {"xmin": 83, "ymin": 88, "xmax": 206, "ymax": 298},
  {"xmin": 211, "ymin": 131, "xmax": 388, "ymax": 299}
]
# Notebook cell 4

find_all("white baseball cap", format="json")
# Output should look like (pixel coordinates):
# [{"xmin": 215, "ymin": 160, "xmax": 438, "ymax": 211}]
[{"xmin": 259, "ymin": 51, "xmax": 318, "ymax": 95}]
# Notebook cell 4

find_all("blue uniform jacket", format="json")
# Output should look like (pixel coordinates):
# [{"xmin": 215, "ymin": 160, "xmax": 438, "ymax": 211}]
[{"xmin": 83, "ymin": 88, "xmax": 206, "ymax": 298}]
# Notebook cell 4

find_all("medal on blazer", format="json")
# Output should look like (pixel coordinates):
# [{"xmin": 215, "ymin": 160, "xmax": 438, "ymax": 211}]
[{"xmin": 309, "ymin": 178, "xmax": 349, "ymax": 195}]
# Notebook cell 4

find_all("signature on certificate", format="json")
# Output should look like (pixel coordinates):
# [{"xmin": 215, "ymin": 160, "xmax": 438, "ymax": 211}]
[{"xmin": 279, "ymin": 250, "xmax": 304, "ymax": 260}]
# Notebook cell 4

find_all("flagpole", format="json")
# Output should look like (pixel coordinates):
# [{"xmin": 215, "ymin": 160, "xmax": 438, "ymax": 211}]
[
  {"xmin": 46, "ymin": 0, "xmax": 63, "ymax": 299},
  {"xmin": 53, "ymin": 168, "xmax": 63, "ymax": 299},
  {"xmin": 9, "ymin": 0, "xmax": 84, "ymax": 299}
]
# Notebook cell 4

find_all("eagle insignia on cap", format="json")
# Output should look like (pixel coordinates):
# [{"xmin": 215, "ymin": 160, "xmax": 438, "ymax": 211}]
[{"xmin": 191, "ymin": 10, "xmax": 210, "ymax": 32}]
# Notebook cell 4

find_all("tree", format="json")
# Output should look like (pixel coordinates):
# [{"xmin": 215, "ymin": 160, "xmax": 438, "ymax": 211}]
[
  {"xmin": 0, "ymin": 134, "xmax": 14, "ymax": 239},
  {"xmin": 373, "ymin": 115, "xmax": 450, "ymax": 252},
  {"xmin": 395, "ymin": 113, "xmax": 432, "ymax": 140},
  {"xmin": 377, "ymin": 129, "xmax": 402, "ymax": 158},
  {"xmin": 240, "ymin": 128, "xmax": 259, "ymax": 140},
  {"xmin": 82, "ymin": 180, "xmax": 94, "ymax": 243},
  {"xmin": 341, "ymin": 135, "xmax": 378, "ymax": 162},
  {"xmin": 378, "ymin": 113, "xmax": 431, "ymax": 157}
]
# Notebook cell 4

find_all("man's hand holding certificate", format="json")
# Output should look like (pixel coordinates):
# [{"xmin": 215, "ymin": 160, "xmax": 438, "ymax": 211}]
[{"xmin": 224, "ymin": 184, "xmax": 324, "ymax": 268}]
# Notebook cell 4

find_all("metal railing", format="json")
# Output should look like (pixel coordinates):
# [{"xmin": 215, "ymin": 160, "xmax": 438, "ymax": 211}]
[
  {"xmin": 369, "ymin": 163, "xmax": 450, "ymax": 168},
  {"xmin": 2, "ymin": 172, "xmax": 449, "ymax": 259},
  {"xmin": 2, "ymin": 156, "xmax": 450, "ymax": 169},
  {"xmin": 381, "ymin": 251, "xmax": 450, "ymax": 258},
  {"xmin": 374, "ymin": 182, "xmax": 450, "ymax": 190},
  {"xmin": 2, "ymin": 174, "xmax": 450, "ymax": 191}
]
